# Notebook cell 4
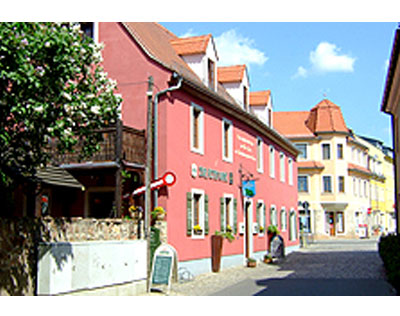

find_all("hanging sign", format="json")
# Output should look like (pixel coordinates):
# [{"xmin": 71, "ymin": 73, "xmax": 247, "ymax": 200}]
[
  {"xmin": 131, "ymin": 172, "xmax": 176, "ymax": 197},
  {"xmin": 242, "ymin": 180, "xmax": 256, "ymax": 197}
]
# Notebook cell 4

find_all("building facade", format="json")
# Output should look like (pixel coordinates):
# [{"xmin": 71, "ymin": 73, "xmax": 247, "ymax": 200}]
[
  {"xmin": 98, "ymin": 22, "xmax": 300, "ymax": 275},
  {"xmin": 381, "ymin": 26, "xmax": 400, "ymax": 234},
  {"xmin": 274, "ymin": 99, "xmax": 373, "ymax": 239}
]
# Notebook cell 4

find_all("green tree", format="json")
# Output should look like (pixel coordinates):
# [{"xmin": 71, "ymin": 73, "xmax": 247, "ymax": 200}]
[{"xmin": 0, "ymin": 22, "xmax": 121, "ymax": 188}]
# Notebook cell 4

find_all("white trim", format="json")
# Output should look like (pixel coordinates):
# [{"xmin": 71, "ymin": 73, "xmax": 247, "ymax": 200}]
[
  {"xmin": 257, "ymin": 137, "xmax": 264, "ymax": 173},
  {"xmin": 298, "ymin": 174, "xmax": 310, "ymax": 193},
  {"xmin": 288, "ymin": 158, "xmax": 293, "ymax": 186},
  {"xmin": 269, "ymin": 145, "xmax": 275, "ymax": 179},
  {"xmin": 190, "ymin": 103, "xmax": 204, "ymax": 155},
  {"xmin": 322, "ymin": 174, "xmax": 333, "ymax": 193},
  {"xmin": 295, "ymin": 143, "xmax": 308, "ymax": 160},
  {"xmin": 321, "ymin": 142, "xmax": 331, "ymax": 160},
  {"xmin": 223, "ymin": 193, "xmax": 234, "ymax": 232},
  {"xmin": 243, "ymin": 198, "xmax": 254, "ymax": 259},
  {"xmin": 280, "ymin": 207, "xmax": 287, "ymax": 232},
  {"xmin": 256, "ymin": 200, "xmax": 265, "ymax": 236},
  {"xmin": 279, "ymin": 152, "xmax": 285, "ymax": 183},
  {"xmin": 337, "ymin": 175, "xmax": 346, "ymax": 194},
  {"xmin": 222, "ymin": 118, "xmax": 233, "ymax": 163},
  {"xmin": 191, "ymin": 188, "xmax": 205, "ymax": 239},
  {"xmin": 93, "ymin": 22, "xmax": 99, "ymax": 44},
  {"xmin": 270, "ymin": 204, "xmax": 278, "ymax": 227}
]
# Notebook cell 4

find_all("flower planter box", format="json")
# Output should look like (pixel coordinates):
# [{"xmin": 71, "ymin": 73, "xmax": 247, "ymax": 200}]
[{"xmin": 247, "ymin": 260, "xmax": 257, "ymax": 268}]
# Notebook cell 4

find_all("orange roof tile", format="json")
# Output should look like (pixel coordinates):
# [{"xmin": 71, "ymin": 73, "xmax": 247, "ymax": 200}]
[
  {"xmin": 274, "ymin": 99, "xmax": 349, "ymax": 138},
  {"xmin": 273, "ymin": 111, "xmax": 314, "ymax": 137},
  {"xmin": 306, "ymin": 99, "xmax": 349, "ymax": 134},
  {"xmin": 298, "ymin": 161, "xmax": 324, "ymax": 169},
  {"xmin": 170, "ymin": 34, "xmax": 212, "ymax": 56},
  {"xmin": 250, "ymin": 90, "xmax": 271, "ymax": 106},
  {"xmin": 217, "ymin": 65, "xmax": 246, "ymax": 83}
]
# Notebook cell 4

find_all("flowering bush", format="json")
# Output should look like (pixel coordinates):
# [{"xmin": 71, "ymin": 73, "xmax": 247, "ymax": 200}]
[
  {"xmin": 0, "ymin": 22, "xmax": 121, "ymax": 187},
  {"xmin": 193, "ymin": 225, "xmax": 202, "ymax": 232},
  {"xmin": 151, "ymin": 206, "xmax": 165, "ymax": 219}
]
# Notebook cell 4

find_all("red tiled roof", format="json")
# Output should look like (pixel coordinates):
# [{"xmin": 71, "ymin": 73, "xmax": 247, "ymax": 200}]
[
  {"xmin": 274, "ymin": 99, "xmax": 349, "ymax": 138},
  {"xmin": 348, "ymin": 163, "xmax": 372, "ymax": 176},
  {"xmin": 250, "ymin": 90, "xmax": 271, "ymax": 106},
  {"xmin": 306, "ymin": 99, "xmax": 349, "ymax": 134},
  {"xmin": 298, "ymin": 161, "xmax": 324, "ymax": 169},
  {"xmin": 273, "ymin": 111, "xmax": 314, "ymax": 137},
  {"xmin": 170, "ymin": 34, "xmax": 212, "ymax": 56},
  {"xmin": 217, "ymin": 65, "xmax": 246, "ymax": 83}
]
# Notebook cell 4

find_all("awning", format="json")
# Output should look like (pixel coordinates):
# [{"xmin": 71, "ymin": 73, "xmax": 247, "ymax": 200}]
[{"xmin": 36, "ymin": 166, "xmax": 85, "ymax": 190}]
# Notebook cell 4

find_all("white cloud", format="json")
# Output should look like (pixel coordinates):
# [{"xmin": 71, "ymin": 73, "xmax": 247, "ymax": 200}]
[
  {"xmin": 293, "ymin": 41, "xmax": 356, "ymax": 79},
  {"xmin": 180, "ymin": 28, "xmax": 197, "ymax": 38},
  {"xmin": 214, "ymin": 29, "xmax": 268, "ymax": 67}
]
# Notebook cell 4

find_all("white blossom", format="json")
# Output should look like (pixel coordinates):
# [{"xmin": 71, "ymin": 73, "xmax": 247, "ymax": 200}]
[{"xmin": 91, "ymin": 105, "xmax": 101, "ymax": 115}]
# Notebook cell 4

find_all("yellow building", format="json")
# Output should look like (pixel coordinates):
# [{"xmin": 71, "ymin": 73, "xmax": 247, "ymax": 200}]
[
  {"xmin": 359, "ymin": 135, "xmax": 396, "ymax": 234},
  {"xmin": 274, "ymin": 99, "xmax": 372, "ymax": 239}
]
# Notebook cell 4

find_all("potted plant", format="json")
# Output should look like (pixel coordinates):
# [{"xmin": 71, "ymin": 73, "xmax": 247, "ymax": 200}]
[
  {"xmin": 247, "ymin": 257, "xmax": 257, "ymax": 268},
  {"xmin": 263, "ymin": 254, "xmax": 273, "ymax": 264},
  {"xmin": 211, "ymin": 229, "xmax": 235, "ymax": 272},
  {"xmin": 267, "ymin": 225, "xmax": 280, "ymax": 251},
  {"xmin": 193, "ymin": 225, "xmax": 203, "ymax": 235}
]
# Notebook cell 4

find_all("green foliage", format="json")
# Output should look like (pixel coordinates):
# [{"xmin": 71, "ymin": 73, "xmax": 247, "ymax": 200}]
[
  {"xmin": 0, "ymin": 22, "xmax": 121, "ymax": 186},
  {"xmin": 378, "ymin": 234, "xmax": 400, "ymax": 293},
  {"xmin": 267, "ymin": 225, "xmax": 280, "ymax": 235},
  {"xmin": 214, "ymin": 230, "xmax": 235, "ymax": 243}
]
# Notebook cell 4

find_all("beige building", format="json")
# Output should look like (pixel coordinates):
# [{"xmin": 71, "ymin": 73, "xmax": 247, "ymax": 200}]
[{"xmin": 274, "ymin": 99, "xmax": 372, "ymax": 239}]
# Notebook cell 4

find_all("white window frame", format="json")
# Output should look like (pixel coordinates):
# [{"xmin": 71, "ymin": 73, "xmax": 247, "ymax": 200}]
[
  {"xmin": 223, "ymin": 193, "xmax": 234, "ymax": 232},
  {"xmin": 190, "ymin": 103, "xmax": 204, "ymax": 155},
  {"xmin": 269, "ymin": 146, "xmax": 275, "ymax": 179},
  {"xmin": 191, "ymin": 188, "xmax": 205, "ymax": 239},
  {"xmin": 337, "ymin": 143, "xmax": 344, "ymax": 160},
  {"xmin": 289, "ymin": 208, "xmax": 297, "ymax": 241},
  {"xmin": 280, "ymin": 152, "xmax": 285, "ymax": 183},
  {"xmin": 257, "ymin": 137, "xmax": 264, "ymax": 173},
  {"xmin": 270, "ymin": 204, "xmax": 278, "ymax": 227},
  {"xmin": 295, "ymin": 143, "xmax": 308, "ymax": 160},
  {"xmin": 338, "ymin": 175, "xmax": 345, "ymax": 193},
  {"xmin": 222, "ymin": 118, "xmax": 233, "ymax": 163},
  {"xmin": 322, "ymin": 175, "xmax": 333, "ymax": 193},
  {"xmin": 288, "ymin": 158, "xmax": 293, "ymax": 186},
  {"xmin": 257, "ymin": 200, "xmax": 265, "ymax": 236},
  {"xmin": 298, "ymin": 175, "xmax": 309, "ymax": 193},
  {"xmin": 322, "ymin": 143, "xmax": 331, "ymax": 160},
  {"xmin": 353, "ymin": 177, "xmax": 358, "ymax": 197},
  {"xmin": 280, "ymin": 207, "xmax": 287, "ymax": 232}
]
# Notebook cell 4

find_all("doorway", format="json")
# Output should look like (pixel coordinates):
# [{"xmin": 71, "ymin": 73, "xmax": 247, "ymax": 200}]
[
  {"xmin": 326, "ymin": 211, "xmax": 336, "ymax": 236},
  {"xmin": 243, "ymin": 198, "xmax": 253, "ymax": 259}
]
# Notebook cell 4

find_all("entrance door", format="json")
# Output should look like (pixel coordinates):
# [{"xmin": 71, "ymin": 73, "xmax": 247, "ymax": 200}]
[
  {"xmin": 243, "ymin": 198, "xmax": 253, "ymax": 259},
  {"xmin": 327, "ymin": 212, "xmax": 336, "ymax": 236}
]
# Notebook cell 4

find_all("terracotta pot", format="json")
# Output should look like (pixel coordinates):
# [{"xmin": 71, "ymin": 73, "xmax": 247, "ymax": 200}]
[
  {"xmin": 247, "ymin": 261, "xmax": 257, "ymax": 268},
  {"xmin": 211, "ymin": 235, "xmax": 224, "ymax": 272}
]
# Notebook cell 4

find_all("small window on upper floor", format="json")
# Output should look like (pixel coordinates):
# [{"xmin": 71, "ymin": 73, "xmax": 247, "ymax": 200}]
[
  {"xmin": 269, "ymin": 146, "xmax": 275, "ymax": 179},
  {"xmin": 295, "ymin": 144, "xmax": 308, "ymax": 159},
  {"xmin": 322, "ymin": 143, "xmax": 331, "ymax": 160},
  {"xmin": 222, "ymin": 119, "xmax": 233, "ymax": 162},
  {"xmin": 257, "ymin": 137, "xmax": 263, "ymax": 173},
  {"xmin": 208, "ymin": 58, "xmax": 215, "ymax": 90},
  {"xmin": 190, "ymin": 104, "xmax": 204, "ymax": 155},
  {"xmin": 243, "ymin": 86, "xmax": 249, "ymax": 111},
  {"xmin": 337, "ymin": 144, "xmax": 344, "ymax": 159},
  {"xmin": 280, "ymin": 152, "xmax": 285, "ymax": 182}
]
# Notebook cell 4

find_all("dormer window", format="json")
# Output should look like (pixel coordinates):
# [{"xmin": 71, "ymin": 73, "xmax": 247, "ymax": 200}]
[
  {"xmin": 249, "ymin": 90, "xmax": 273, "ymax": 127},
  {"xmin": 171, "ymin": 34, "xmax": 218, "ymax": 92},
  {"xmin": 208, "ymin": 58, "xmax": 215, "ymax": 90},
  {"xmin": 217, "ymin": 65, "xmax": 249, "ymax": 110}
]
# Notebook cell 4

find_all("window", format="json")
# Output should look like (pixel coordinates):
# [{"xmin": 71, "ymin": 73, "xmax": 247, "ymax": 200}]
[
  {"xmin": 221, "ymin": 195, "xmax": 234, "ymax": 233},
  {"xmin": 322, "ymin": 176, "xmax": 332, "ymax": 193},
  {"xmin": 208, "ymin": 59, "xmax": 215, "ymax": 90},
  {"xmin": 280, "ymin": 207, "xmax": 287, "ymax": 232},
  {"xmin": 322, "ymin": 143, "xmax": 331, "ymax": 160},
  {"xmin": 359, "ymin": 179, "xmax": 362, "ymax": 197},
  {"xmin": 222, "ymin": 119, "xmax": 233, "ymax": 162},
  {"xmin": 257, "ymin": 137, "xmax": 263, "ymax": 173},
  {"xmin": 268, "ymin": 108, "xmax": 272, "ymax": 127},
  {"xmin": 243, "ymin": 86, "xmax": 248, "ymax": 110},
  {"xmin": 353, "ymin": 177, "xmax": 357, "ymax": 196},
  {"xmin": 280, "ymin": 152, "xmax": 285, "ymax": 182},
  {"xmin": 295, "ymin": 144, "xmax": 307, "ymax": 159},
  {"xmin": 288, "ymin": 158, "xmax": 293, "ymax": 185},
  {"xmin": 269, "ymin": 146, "xmax": 275, "ymax": 178},
  {"xmin": 337, "ymin": 212, "xmax": 345, "ymax": 233},
  {"xmin": 289, "ymin": 209, "xmax": 297, "ymax": 241},
  {"xmin": 270, "ymin": 205, "xmax": 278, "ymax": 227},
  {"xmin": 186, "ymin": 189, "xmax": 207, "ymax": 238},
  {"xmin": 338, "ymin": 176, "xmax": 345, "ymax": 193},
  {"xmin": 337, "ymin": 144, "xmax": 343, "ymax": 159},
  {"xmin": 298, "ymin": 175, "xmax": 309, "ymax": 192},
  {"xmin": 190, "ymin": 104, "xmax": 204, "ymax": 154},
  {"xmin": 257, "ymin": 201, "xmax": 266, "ymax": 235}
]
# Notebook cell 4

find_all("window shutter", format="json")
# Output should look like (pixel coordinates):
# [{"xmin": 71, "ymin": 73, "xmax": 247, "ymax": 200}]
[
  {"xmin": 186, "ymin": 192, "xmax": 192, "ymax": 236},
  {"xmin": 220, "ymin": 197, "xmax": 225, "ymax": 231},
  {"xmin": 205, "ymin": 195, "xmax": 209, "ymax": 235},
  {"xmin": 233, "ymin": 198, "xmax": 238, "ymax": 235}
]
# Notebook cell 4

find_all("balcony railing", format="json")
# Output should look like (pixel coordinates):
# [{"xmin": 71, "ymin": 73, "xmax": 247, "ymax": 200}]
[{"xmin": 49, "ymin": 124, "xmax": 146, "ymax": 167}]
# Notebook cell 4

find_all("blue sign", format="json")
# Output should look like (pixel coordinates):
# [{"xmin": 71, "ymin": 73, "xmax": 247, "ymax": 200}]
[{"xmin": 242, "ymin": 180, "xmax": 256, "ymax": 197}]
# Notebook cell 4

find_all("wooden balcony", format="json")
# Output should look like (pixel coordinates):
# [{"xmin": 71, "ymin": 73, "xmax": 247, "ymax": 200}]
[{"xmin": 49, "ymin": 123, "xmax": 146, "ymax": 167}]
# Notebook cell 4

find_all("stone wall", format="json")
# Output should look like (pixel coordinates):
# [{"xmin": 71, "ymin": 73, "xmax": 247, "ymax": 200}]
[{"xmin": 0, "ymin": 217, "xmax": 140, "ymax": 296}]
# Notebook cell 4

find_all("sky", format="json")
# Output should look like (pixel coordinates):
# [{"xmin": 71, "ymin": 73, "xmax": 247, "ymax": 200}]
[{"xmin": 160, "ymin": 22, "xmax": 398, "ymax": 147}]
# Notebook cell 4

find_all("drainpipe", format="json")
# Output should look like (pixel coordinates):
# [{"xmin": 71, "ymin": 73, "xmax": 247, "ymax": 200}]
[{"xmin": 153, "ymin": 72, "xmax": 183, "ymax": 204}]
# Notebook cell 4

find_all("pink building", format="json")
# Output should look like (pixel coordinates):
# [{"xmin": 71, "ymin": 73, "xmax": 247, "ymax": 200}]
[{"xmin": 98, "ymin": 22, "xmax": 299, "ymax": 275}]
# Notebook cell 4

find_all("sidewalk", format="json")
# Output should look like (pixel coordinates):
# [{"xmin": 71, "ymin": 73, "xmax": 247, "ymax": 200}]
[{"xmin": 142, "ymin": 237, "xmax": 395, "ymax": 296}]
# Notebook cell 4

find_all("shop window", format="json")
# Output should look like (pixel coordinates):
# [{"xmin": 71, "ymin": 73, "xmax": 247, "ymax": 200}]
[
  {"xmin": 269, "ymin": 146, "xmax": 275, "ymax": 178},
  {"xmin": 322, "ymin": 175, "xmax": 332, "ymax": 193},
  {"xmin": 298, "ymin": 175, "xmax": 309, "ymax": 193}
]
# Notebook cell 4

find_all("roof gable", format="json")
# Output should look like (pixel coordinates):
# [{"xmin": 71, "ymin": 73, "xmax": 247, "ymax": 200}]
[
  {"xmin": 170, "ymin": 34, "xmax": 214, "ymax": 56},
  {"xmin": 250, "ymin": 90, "xmax": 271, "ymax": 106},
  {"xmin": 217, "ymin": 65, "xmax": 247, "ymax": 84}
]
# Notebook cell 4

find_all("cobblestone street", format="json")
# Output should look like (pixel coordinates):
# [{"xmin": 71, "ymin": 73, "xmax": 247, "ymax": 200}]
[{"xmin": 149, "ymin": 237, "xmax": 396, "ymax": 296}]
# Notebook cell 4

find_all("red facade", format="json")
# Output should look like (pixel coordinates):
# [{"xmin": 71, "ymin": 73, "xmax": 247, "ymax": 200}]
[{"xmin": 100, "ymin": 22, "xmax": 299, "ymax": 272}]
